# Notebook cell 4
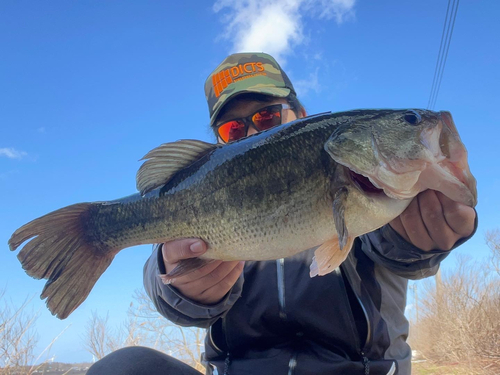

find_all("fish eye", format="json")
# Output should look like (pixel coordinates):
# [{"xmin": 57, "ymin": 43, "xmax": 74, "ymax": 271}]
[{"xmin": 404, "ymin": 110, "xmax": 422, "ymax": 126}]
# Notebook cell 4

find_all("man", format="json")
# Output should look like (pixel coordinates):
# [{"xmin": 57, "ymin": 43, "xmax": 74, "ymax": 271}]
[{"xmin": 88, "ymin": 53, "xmax": 476, "ymax": 375}]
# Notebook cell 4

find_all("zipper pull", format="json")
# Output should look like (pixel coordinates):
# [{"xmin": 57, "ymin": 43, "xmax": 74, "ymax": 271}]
[{"xmin": 361, "ymin": 352, "xmax": 370, "ymax": 375}]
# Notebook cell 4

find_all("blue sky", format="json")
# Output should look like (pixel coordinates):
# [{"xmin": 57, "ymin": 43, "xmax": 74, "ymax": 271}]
[{"xmin": 1, "ymin": 0, "xmax": 498, "ymax": 364}]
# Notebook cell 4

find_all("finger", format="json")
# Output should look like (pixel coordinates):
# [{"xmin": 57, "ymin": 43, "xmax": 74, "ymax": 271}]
[
  {"xmin": 389, "ymin": 216, "xmax": 410, "ymax": 243},
  {"xmin": 436, "ymin": 192, "xmax": 476, "ymax": 237},
  {"xmin": 418, "ymin": 190, "xmax": 457, "ymax": 250},
  {"xmin": 177, "ymin": 261, "xmax": 243, "ymax": 304},
  {"xmin": 176, "ymin": 261, "xmax": 239, "ymax": 294},
  {"xmin": 181, "ymin": 260, "xmax": 242, "ymax": 291},
  {"xmin": 162, "ymin": 239, "xmax": 207, "ymax": 265},
  {"xmin": 197, "ymin": 261, "xmax": 245, "ymax": 305},
  {"xmin": 399, "ymin": 196, "xmax": 435, "ymax": 251},
  {"xmin": 167, "ymin": 259, "xmax": 223, "ymax": 283}
]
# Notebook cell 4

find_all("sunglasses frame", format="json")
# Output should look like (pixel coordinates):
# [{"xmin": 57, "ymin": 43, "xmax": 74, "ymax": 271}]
[{"xmin": 215, "ymin": 103, "xmax": 294, "ymax": 143}]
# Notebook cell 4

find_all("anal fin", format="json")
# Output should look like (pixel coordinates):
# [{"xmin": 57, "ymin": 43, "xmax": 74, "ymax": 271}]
[
  {"xmin": 310, "ymin": 236, "xmax": 354, "ymax": 277},
  {"xmin": 159, "ymin": 258, "xmax": 215, "ymax": 284}
]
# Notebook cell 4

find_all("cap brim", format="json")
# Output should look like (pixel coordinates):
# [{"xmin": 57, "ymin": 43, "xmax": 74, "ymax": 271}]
[{"xmin": 210, "ymin": 87, "xmax": 291, "ymax": 126}]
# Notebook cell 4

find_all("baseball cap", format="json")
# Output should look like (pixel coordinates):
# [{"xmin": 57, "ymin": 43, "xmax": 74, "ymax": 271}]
[{"xmin": 205, "ymin": 52, "xmax": 296, "ymax": 126}]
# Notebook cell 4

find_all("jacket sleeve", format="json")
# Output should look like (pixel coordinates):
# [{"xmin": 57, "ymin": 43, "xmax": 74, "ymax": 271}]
[
  {"xmin": 359, "ymin": 212, "xmax": 478, "ymax": 280},
  {"xmin": 143, "ymin": 244, "xmax": 244, "ymax": 328}
]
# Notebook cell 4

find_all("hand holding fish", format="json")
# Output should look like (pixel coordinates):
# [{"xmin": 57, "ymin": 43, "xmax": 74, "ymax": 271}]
[
  {"xmin": 390, "ymin": 190, "xmax": 476, "ymax": 251},
  {"xmin": 161, "ymin": 239, "xmax": 244, "ymax": 304}
]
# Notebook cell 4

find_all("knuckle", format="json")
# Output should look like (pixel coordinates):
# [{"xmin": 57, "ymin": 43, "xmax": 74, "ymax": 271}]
[
  {"xmin": 406, "ymin": 227, "xmax": 419, "ymax": 237},
  {"xmin": 419, "ymin": 242, "xmax": 434, "ymax": 251},
  {"xmin": 207, "ymin": 267, "xmax": 224, "ymax": 282},
  {"xmin": 421, "ymin": 205, "xmax": 442, "ymax": 220},
  {"xmin": 445, "ymin": 207, "xmax": 475, "ymax": 235},
  {"xmin": 400, "ymin": 212, "xmax": 416, "ymax": 226},
  {"xmin": 207, "ymin": 261, "xmax": 233, "ymax": 282},
  {"xmin": 218, "ymin": 278, "xmax": 235, "ymax": 293},
  {"xmin": 409, "ymin": 233, "xmax": 434, "ymax": 251},
  {"xmin": 224, "ymin": 267, "xmax": 241, "ymax": 286}
]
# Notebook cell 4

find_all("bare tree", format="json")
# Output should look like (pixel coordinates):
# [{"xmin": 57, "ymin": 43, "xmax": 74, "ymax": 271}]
[
  {"xmin": 82, "ymin": 311, "xmax": 140, "ymax": 360},
  {"xmin": 409, "ymin": 230, "xmax": 500, "ymax": 374},
  {"xmin": 128, "ymin": 290, "xmax": 205, "ymax": 371},
  {"xmin": 486, "ymin": 229, "xmax": 500, "ymax": 277},
  {"xmin": 83, "ymin": 292, "xmax": 205, "ymax": 371},
  {"xmin": 0, "ymin": 291, "xmax": 39, "ymax": 374},
  {"xmin": 0, "ymin": 289, "xmax": 65, "ymax": 375}
]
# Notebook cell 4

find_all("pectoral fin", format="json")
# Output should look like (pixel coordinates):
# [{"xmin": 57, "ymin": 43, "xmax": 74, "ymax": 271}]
[
  {"xmin": 137, "ymin": 140, "xmax": 218, "ymax": 195},
  {"xmin": 310, "ymin": 236, "xmax": 354, "ymax": 277},
  {"xmin": 310, "ymin": 186, "xmax": 354, "ymax": 277},
  {"xmin": 332, "ymin": 187, "xmax": 349, "ymax": 250}
]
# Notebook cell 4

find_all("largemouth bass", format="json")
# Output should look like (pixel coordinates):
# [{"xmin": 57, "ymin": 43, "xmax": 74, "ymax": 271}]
[{"xmin": 8, "ymin": 109, "xmax": 477, "ymax": 319}]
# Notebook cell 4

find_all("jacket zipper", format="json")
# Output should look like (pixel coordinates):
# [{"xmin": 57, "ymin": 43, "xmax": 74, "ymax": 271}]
[
  {"xmin": 217, "ymin": 258, "xmax": 291, "ymax": 375},
  {"xmin": 279, "ymin": 261, "xmax": 374, "ymax": 374},
  {"xmin": 221, "ymin": 317, "xmax": 231, "ymax": 374},
  {"xmin": 223, "ymin": 352, "xmax": 231, "ymax": 375},
  {"xmin": 276, "ymin": 258, "xmax": 287, "ymax": 320},
  {"xmin": 337, "ymin": 267, "xmax": 373, "ymax": 372},
  {"xmin": 216, "ymin": 259, "xmax": 389, "ymax": 375},
  {"xmin": 277, "ymin": 258, "xmax": 301, "ymax": 374}
]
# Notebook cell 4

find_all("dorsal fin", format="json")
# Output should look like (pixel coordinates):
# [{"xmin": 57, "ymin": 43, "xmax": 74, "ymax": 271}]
[{"xmin": 136, "ymin": 139, "xmax": 218, "ymax": 195}]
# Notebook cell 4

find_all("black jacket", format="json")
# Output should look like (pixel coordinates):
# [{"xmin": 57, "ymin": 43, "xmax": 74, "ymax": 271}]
[{"xmin": 144, "ymin": 224, "xmax": 470, "ymax": 375}]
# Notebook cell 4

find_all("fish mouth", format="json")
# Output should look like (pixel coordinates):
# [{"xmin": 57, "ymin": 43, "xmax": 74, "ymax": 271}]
[{"xmin": 349, "ymin": 170, "xmax": 385, "ymax": 195}]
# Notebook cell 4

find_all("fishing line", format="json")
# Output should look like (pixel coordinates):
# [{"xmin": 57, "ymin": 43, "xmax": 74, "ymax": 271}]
[{"xmin": 427, "ymin": 0, "xmax": 460, "ymax": 110}]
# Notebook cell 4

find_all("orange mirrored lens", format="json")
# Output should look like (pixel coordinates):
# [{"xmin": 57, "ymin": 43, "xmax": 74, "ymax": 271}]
[
  {"xmin": 252, "ymin": 109, "xmax": 281, "ymax": 131},
  {"xmin": 217, "ymin": 105, "xmax": 285, "ymax": 143},
  {"xmin": 218, "ymin": 120, "xmax": 246, "ymax": 143}
]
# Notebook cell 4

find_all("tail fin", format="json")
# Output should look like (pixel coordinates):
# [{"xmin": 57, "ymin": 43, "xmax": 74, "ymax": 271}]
[{"xmin": 8, "ymin": 203, "xmax": 114, "ymax": 319}]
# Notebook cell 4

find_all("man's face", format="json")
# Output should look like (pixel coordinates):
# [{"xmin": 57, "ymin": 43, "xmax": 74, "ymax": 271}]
[{"xmin": 214, "ymin": 97, "xmax": 301, "ymax": 144}]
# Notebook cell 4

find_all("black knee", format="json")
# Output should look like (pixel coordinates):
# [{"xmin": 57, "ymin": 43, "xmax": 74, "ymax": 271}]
[{"xmin": 87, "ymin": 346, "xmax": 202, "ymax": 375}]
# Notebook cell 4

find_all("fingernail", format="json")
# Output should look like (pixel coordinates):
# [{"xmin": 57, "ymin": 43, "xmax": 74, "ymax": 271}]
[{"xmin": 190, "ymin": 241, "xmax": 204, "ymax": 253}]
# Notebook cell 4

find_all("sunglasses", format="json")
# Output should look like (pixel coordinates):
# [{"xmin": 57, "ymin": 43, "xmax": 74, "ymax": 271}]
[{"xmin": 215, "ymin": 103, "xmax": 294, "ymax": 143}]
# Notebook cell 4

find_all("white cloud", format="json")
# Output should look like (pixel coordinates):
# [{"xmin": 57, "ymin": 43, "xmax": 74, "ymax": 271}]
[
  {"xmin": 0, "ymin": 147, "xmax": 28, "ymax": 160},
  {"xmin": 213, "ymin": 0, "xmax": 356, "ymax": 63},
  {"xmin": 305, "ymin": 0, "xmax": 356, "ymax": 24},
  {"xmin": 293, "ymin": 68, "xmax": 321, "ymax": 98},
  {"xmin": 294, "ymin": 67, "xmax": 321, "ymax": 97}
]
